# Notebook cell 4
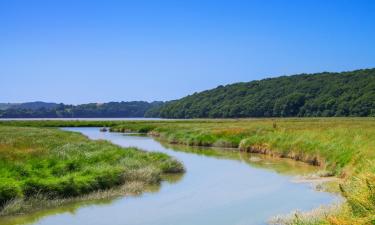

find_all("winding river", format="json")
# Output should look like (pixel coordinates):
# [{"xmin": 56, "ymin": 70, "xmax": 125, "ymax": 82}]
[{"xmin": 1, "ymin": 127, "xmax": 339, "ymax": 225}]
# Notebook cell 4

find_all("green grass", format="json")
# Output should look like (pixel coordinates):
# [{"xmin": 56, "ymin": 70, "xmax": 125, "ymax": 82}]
[
  {"xmin": 0, "ymin": 126, "xmax": 183, "ymax": 215},
  {"xmin": 104, "ymin": 119, "xmax": 374, "ymax": 172}
]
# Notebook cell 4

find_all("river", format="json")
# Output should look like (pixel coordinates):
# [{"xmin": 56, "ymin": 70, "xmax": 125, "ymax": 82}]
[{"xmin": 1, "ymin": 127, "xmax": 339, "ymax": 225}]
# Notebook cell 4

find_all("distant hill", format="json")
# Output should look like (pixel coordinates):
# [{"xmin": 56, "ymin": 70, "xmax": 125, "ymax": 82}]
[
  {"xmin": 0, "ymin": 101, "xmax": 163, "ymax": 118},
  {"xmin": 0, "ymin": 103, "xmax": 17, "ymax": 110},
  {"xmin": 145, "ymin": 68, "xmax": 375, "ymax": 118},
  {"xmin": 0, "ymin": 102, "xmax": 59, "ymax": 111},
  {"xmin": 11, "ymin": 101, "xmax": 59, "ymax": 110}
]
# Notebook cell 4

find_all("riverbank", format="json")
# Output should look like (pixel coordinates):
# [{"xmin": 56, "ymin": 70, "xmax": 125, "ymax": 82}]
[
  {"xmin": 107, "ymin": 118, "xmax": 374, "ymax": 225},
  {"xmin": 3, "ymin": 127, "xmax": 336, "ymax": 225},
  {"xmin": 0, "ymin": 126, "xmax": 184, "ymax": 216}
]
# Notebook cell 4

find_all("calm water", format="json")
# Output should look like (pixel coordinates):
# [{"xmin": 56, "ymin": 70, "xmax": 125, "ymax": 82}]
[{"xmin": 1, "ymin": 127, "xmax": 338, "ymax": 225}]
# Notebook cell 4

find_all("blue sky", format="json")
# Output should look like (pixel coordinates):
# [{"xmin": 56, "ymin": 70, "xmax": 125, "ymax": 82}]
[{"xmin": 1, "ymin": 0, "xmax": 375, "ymax": 104}]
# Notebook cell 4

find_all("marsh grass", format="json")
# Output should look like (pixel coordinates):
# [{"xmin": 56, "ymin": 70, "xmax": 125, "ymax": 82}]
[
  {"xmin": 1, "ymin": 118, "xmax": 375, "ymax": 224},
  {"xmin": 0, "ymin": 126, "xmax": 184, "ymax": 215},
  {"xmin": 0, "ymin": 181, "xmax": 147, "ymax": 216},
  {"xmin": 107, "ymin": 118, "xmax": 375, "ymax": 224},
  {"xmin": 269, "ymin": 203, "xmax": 343, "ymax": 225}
]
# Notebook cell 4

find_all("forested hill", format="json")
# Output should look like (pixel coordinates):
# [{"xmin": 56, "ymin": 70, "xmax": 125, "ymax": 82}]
[
  {"xmin": 0, "ymin": 101, "xmax": 163, "ymax": 118},
  {"xmin": 2, "ymin": 69, "xmax": 374, "ymax": 119},
  {"xmin": 146, "ymin": 69, "xmax": 375, "ymax": 118}
]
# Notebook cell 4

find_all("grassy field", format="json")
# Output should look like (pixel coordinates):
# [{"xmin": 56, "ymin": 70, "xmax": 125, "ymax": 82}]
[
  {"xmin": 1, "ymin": 118, "xmax": 374, "ymax": 224},
  {"xmin": 0, "ymin": 126, "xmax": 183, "ymax": 216}
]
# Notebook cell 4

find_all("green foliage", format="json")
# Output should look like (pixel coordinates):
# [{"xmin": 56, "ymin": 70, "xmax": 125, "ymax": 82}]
[
  {"xmin": 341, "ymin": 170, "xmax": 375, "ymax": 220},
  {"xmin": 0, "ymin": 101, "xmax": 163, "ymax": 118},
  {"xmin": 0, "ymin": 126, "xmax": 183, "ymax": 210},
  {"xmin": 0, "ymin": 179, "xmax": 22, "ymax": 206},
  {"xmin": 148, "ymin": 69, "xmax": 375, "ymax": 118}
]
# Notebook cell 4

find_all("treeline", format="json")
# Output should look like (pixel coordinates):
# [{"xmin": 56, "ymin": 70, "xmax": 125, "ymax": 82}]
[
  {"xmin": 3, "ymin": 69, "xmax": 374, "ymax": 119},
  {"xmin": 146, "ymin": 69, "xmax": 375, "ymax": 118},
  {"xmin": 0, "ymin": 101, "xmax": 163, "ymax": 118}
]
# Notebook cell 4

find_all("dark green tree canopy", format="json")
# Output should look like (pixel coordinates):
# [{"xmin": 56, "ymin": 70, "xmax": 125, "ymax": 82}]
[
  {"xmin": 0, "ymin": 101, "xmax": 163, "ymax": 118},
  {"xmin": 145, "ymin": 68, "xmax": 375, "ymax": 118}
]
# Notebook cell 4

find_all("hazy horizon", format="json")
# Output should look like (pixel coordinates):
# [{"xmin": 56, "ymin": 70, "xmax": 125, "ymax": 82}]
[{"xmin": 2, "ymin": 0, "xmax": 375, "ymax": 104}]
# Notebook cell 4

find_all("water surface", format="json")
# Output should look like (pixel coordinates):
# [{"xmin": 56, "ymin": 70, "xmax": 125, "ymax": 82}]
[{"xmin": 1, "ymin": 127, "xmax": 338, "ymax": 225}]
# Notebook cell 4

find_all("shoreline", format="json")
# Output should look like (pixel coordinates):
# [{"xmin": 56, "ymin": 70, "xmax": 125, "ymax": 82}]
[{"xmin": 0, "ymin": 181, "xmax": 148, "ymax": 217}]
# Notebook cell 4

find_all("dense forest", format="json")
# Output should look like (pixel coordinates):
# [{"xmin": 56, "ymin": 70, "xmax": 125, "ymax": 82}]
[
  {"xmin": 0, "ymin": 101, "xmax": 162, "ymax": 118},
  {"xmin": 146, "ymin": 69, "xmax": 375, "ymax": 118}
]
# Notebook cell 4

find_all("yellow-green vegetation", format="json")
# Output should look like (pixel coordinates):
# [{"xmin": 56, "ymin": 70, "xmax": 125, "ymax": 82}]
[
  {"xmin": 0, "ymin": 126, "xmax": 183, "ymax": 216},
  {"xmin": 107, "ymin": 118, "xmax": 375, "ymax": 225}
]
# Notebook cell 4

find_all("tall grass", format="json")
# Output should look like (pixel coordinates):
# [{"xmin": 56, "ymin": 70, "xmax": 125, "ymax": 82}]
[{"xmin": 0, "ymin": 126, "xmax": 183, "ymax": 215}]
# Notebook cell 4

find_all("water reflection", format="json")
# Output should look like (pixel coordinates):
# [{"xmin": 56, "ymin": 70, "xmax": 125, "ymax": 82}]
[{"xmin": 158, "ymin": 142, "xmax": 319, "ymax": 176}]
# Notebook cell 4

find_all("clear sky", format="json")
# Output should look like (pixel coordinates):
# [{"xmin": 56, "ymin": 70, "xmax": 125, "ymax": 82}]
[{"xmin": 1, "ymin": 0, "xmax": 374, "ymax": 104}]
